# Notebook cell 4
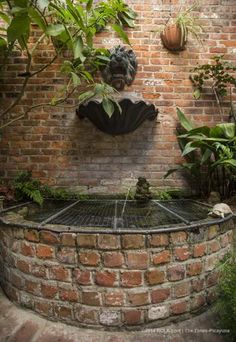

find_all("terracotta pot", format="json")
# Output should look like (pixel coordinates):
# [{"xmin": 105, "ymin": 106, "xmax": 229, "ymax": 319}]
[{"xmin": 160, "ymin": 23, "xmax": 187, "ymax": 51}]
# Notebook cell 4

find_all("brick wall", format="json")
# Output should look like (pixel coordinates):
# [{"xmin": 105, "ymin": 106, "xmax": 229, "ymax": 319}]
[
  {"xmin": 0, "ymin": 0, "xmax": 235, "ymax": 194},
  {"xmin": 0, "ymin": 219, "xmax": 234, "ymax": 329}
]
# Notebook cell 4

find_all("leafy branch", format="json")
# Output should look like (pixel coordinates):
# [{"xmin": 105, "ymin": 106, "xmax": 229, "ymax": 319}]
[
  {"xmin": 190, "ymin": 55, "xmax": 236, "ymax": 122},
  {"xmin": 0, "ymin": 0, "xmax": 137, "ymax": 129}
]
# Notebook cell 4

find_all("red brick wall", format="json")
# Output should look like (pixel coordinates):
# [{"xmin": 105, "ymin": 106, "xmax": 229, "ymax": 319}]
[
  {"xmin": 0, "ymin": 0, "xmax": 235, "ymax": 193},
  {"xmin": 0, "ymin": 219, "xmax": 233, "ymax": 328}
]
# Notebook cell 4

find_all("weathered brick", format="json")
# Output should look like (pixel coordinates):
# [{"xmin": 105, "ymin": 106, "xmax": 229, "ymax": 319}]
[
  {"xmin": 16, "ymin": 259, "xmax": 30, "ymax": 274},
  {"xmin": 39, "ymin": 231, "xmax": 59, "ymax": 244},
  {"xmin": 193, "ymin": 243, "xmax": 207, "ymax": 257},
  {"xmin": 123, "ymin": 310, "xmax": 143, "ymax": 325},
  {"xmin": 98, "ymin": 234, "xmax": 120, "ymax": 250},
  {"xmin": 103, "ymin": 252, "xmax": 124, "ymax": 267},
  {"xmin": 57, "ymin": 247, "xmax": 76, "ymax": 264},
  {"xmin": 173, "ymin": 281, "xmax": 190, "ymax": 298},
  {"xmin": 122, "ymin": 234, "xmax": 145, "ymax": 249},
  {"xmin": 36, "ymin": 244, "xmax": 54, "ymax": 259},
  {"xmin": 81, "ymin": 291, "xmax": 101, "ymax": 306},
  {"xmin": 191, "ymin": 294, "xmax": 206, "ymax": 311},
  {"xmin": 95, "ymin": 271, "xmax": 116, "ymax": 287},
  {"xmin": 60, "ymin": 233, "xmax": 76, "ymax": 246},
  {"xmin": 77, "ymin": 234, "xmax": 97, "ymax": 248},
  {"xmin": 149, "ymin": 233, "xmax": 169, "ymax": 247},
  {"xmin": 35, "ymin": 299, "xmax": 53, "ymax": 317},
  {"xmin": 79, "ymin": 251, "xmax": 100, "ymax": 266},
  {"xmin": 151, "ymin": 288, "xmax": 170, "ymax": 304},
  {"xmin": 50, "ymin": 265, "xmax": 71, "ymax": 282},
  {"xmin": 170, "ymin": 301, "xmax": 188, "ymax": 315},
  {"xmin": 24, "ymin": 229, "xmax": 39, "ymax": 242},
  {"xmin": 208, "ymin": 225, "xmax": 219, "ymax": 240},
  {"xmin": 59, "ymin": 287, "xmax": 79, "ymax": 302},
  {"xmin": 126, "ymin": 252, "xmax": 148, "ymax": 269},
  {"xmin": 25, "ymin": 279, "xmax": 40, "ymax": 295},
  {"xmin": 145, "ymin": 269, "xmax": 165, "ymax": 285},
  {"xmin": 206, "ymin": 271, "xmax": 219, "ymax": 287},
  {"xmin": 174, "ymin": 246, "xmax": 190, "ymax": 261},
  {"xmin": 170, "ymin": 231, "xmax": 187, "ymax": 245},
  {"xmin": 205, "ymin": 255, "xmax": 218, "ymax": 271},
  {"xmin": 121, "ymin": 271, "xmax": 142, "ymax": 287},
  {"xmin": 167, "ymin": 265, "xmax": 185, "ymax": 281},
  {"xmin": 100, "ymin": 310, "xmax": 121, "ymax": 326},
  {"xmin": 187, "ymin": 262, "xmax": 202, "ymax": 276},
  {"xmin": 73, "ymin": 269, "xmax": 92, "ymax": 285},
  {"xmin": 31, "ymin": 264, "xmax": 47, "ymax": 278},
  {"xmin": 104, "ymin": 291, "xmax": 124, "ymax": 306},
  {"xmin": 20, "ymin": 241, "xmax": 35, "ymax": 257},
  {"xmin": 207, "ymin": 240, "xmax": 220, "ymax": 253},
  {"xmin": 75, "ymin": 307, "xmax": 98, "ymax": 324},
  {"xmin": 54, "ymin": 304, "xmax": 73, "ymax": 320},
  {"xmin": 41, "ymin": 283, "xmax": 58, "ymax": 299},
  {"xmin": 191, "ymin": 278, "xmax": 205, "ymax": 293},
  {"xmin": 152, "ymin": 250, "xmax": 170, "ymax": 265},
  {"xmin": 128, "ymin": 290, "xmax": 149, "ymax": 306}
]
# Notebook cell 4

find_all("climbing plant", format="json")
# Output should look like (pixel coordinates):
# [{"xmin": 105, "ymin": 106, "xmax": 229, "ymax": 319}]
[{"xmin": 0, "ymin": 0, "xmax": 137, "ymax": 129}]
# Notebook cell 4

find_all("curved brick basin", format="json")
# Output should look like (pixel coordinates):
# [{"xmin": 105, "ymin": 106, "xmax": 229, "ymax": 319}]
[{"xmin": 0, "ymin": 200, "xmax": 234, "ymax": 330}]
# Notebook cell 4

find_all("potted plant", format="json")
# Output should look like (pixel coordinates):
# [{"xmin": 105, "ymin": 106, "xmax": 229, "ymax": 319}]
[{"xmin": 160, "ymin": 3, "xmax": 203, "ymax": 51}]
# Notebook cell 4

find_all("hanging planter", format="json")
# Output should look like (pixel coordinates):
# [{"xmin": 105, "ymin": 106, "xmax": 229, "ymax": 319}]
[
  {"xmin": 160, "ymin": 23, "xmax": 186, "ymax": 51},
  {"xmin": 160, "ymin": 3, "xmax": 203, "ymax": 52}
]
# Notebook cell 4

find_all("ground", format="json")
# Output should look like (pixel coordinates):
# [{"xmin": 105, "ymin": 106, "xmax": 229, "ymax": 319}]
[{"xmin": 0, "ymin": 287, "xmax": 230, "ymax": 342}]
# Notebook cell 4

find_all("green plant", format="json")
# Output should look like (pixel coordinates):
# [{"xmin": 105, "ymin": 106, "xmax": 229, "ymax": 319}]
[
  {"xmin": 190, "ymin": 55, "xmax": 236, "ymax": 121},
  {"xmin": 13, "ymin": 171, "xmax": 44, "ymax": 206},
  {"xmin": 13, "ymin": 171, "xmax": 84, "ymax": 205},
  {"xmin": 0, "ymin": 0, "xmax": 137, "ymax": 129},
  {"xmin": 215, "ymin": 252, "xmax": 236, "ymax": 341},
  {"xmin": 165, "ymin": 108, "xmax": 236, "ymax": 198},
  {"xmin": 172, "ymin": 2, "xmax": 203, "ymax": 45}
]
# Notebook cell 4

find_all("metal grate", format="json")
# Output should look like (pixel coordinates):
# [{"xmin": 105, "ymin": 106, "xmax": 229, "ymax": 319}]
[
  {"xmin": 159, "ymin": 200, "xmax": 210, "ymax": 222},
  {"xmin": 24, "ymin": 199, "xmax": 211, "ymax": 230}
]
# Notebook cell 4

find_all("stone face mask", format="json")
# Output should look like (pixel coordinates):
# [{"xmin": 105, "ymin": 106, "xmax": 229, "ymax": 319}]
[{"xmin": 101, "ymin": 45, "xmax": 138, "ymax": 90}]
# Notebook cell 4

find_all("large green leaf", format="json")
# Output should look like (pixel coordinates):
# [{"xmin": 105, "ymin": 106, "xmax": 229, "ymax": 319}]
[
  {"xmin": 182, "ymin": 141, "xmax": 198, "ymax": 156},
  {"xmin": 213, "ymin": 159, "xmax": 236, "ymax": 168},
  {"xmin": 14, "ymin": 0, "xmax": 28, "ymax": 7},
  {"xmin": 0, "ymin": 10, "xmax": 10, "ymax": 24},
  {"xmin": 216, "ymin": 123, "xmax": 235, "ymax": 139},
  {"xmin": 112, "ymin": 23, "xmax": 130, "ymax": 45},
  {"xmin": 73, "ymin": 36, "xmax": 85, "ymax": 62},
  {"xmin": 71, "ymin": 72, "xmax": 81, "ymax": 87},
  {"xmin": 0, "ymin": 37, "xmax": 7, "ymax": 48},
  {"xmin": 46, "ymin": 24, "xmax": 65, "ymax": 36},
  {"xmin": 86, "ymin": 0, "xmax": 93, "ymax": 11},
  {"xmin": 176, "ymin": 107, "xmax": 195, "ymax": 131},
  {"xmin": 201, "ymin": 148, "xmax": 212, "ymax": 164},
  {"xmin": 102, "ymin": 98, "xmax": 115, "ymax": 117},
  {"xmin": 28, "ymin": 7, "xmax": 46, "ymax": 31},
  {"xmin": 7, "ymin": 14, "xmax": 30, "ymax": 43}
]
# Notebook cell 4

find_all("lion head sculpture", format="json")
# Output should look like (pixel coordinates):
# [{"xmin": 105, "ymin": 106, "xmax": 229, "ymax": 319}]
[{"xmin": 101, "ymin": 45, "xmax": 138, "ymax": 90}]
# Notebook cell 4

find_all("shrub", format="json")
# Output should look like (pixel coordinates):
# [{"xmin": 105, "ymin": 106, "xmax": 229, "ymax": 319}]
[{"xmin": 215, "ymin": 252, "xmax": 236, "ymax": 341}]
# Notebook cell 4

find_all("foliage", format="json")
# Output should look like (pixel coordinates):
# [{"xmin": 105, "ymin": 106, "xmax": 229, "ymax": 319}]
[
  {"xmin": 165, "ymin": 108, "xmax": 236, "ymax": 198},
  {"xmin": 0, "ymin": 0, "xmax": 137, "ymax": 128},
  {"xmin": 12, "ymin": 170, "xmax": 82, "ymax": 205},
  {"xmin": 173, "ymin": 2, "xmax": 203, "ymax": 45},
  {"xmin": 215, "ymin": 252, "xmax": 236, "ymax": 341},
  {"xmin": 190, "ymin": 55, "xmax": 236, "ymax": 121},
  {"xmin": 13, "ymin": 171, "xmax": 44, "ymax": 206},
  {"xmin": 154, "ymin": 190, "xmax": 172, "ymax": 200}
]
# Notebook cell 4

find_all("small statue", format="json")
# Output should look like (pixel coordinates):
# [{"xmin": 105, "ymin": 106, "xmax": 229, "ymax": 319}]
[{"xmin": 134, "ymin": 177, "xmax": 152, "ymax": 205}]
